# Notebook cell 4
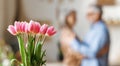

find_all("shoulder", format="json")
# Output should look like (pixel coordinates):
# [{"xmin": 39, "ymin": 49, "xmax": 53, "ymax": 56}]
[
  {"xmin": 93, "ymin": 21, "xmax": 109, "ymax": 38},
  {"xmin": 94, "ymin": 21, "xmax": 108, "ymax": 32}
]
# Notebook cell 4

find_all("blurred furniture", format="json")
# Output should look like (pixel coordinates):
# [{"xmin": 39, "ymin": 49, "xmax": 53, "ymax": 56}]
[
  {"xmin": 105, "ymin": 20, "xmax": 120, "ymax": 26},
  {"xmin": 97, "ymin": 0, "xmax": 115, "ymax": 5}
]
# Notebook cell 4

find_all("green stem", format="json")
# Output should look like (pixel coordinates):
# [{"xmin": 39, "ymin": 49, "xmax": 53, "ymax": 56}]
[
  {"xmin": 27, "ymin": 35, "xmax": 35, "ymax": 66},
  {"xmin": 41, "ymin": 36, "xmax": 46, "ymax": 44},
  {"xmin": 17, "ymin": 35, "xmax": 27, "ymax": 66}
]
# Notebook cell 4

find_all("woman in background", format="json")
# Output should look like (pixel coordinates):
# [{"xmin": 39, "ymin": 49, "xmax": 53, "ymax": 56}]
[{"xmin": 59, "ymin": 10, "xmax": 83, "ymax": 66}]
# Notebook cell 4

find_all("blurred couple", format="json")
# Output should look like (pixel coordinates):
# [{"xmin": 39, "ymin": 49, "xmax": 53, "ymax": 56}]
[{"xmin": 59, "ymin": 5, "xmax": 110, "ymax": 66}]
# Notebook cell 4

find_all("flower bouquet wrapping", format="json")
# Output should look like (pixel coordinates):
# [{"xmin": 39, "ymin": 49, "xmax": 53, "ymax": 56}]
[{"xmin": 7, "ymin": 20, "xmax": 56, "ymax": 66}]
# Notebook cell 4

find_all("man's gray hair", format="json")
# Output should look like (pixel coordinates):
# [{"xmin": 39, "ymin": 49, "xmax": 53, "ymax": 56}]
[{"xmin": 89, "ymin": 4, "xmax": 103, "ymax": 15}]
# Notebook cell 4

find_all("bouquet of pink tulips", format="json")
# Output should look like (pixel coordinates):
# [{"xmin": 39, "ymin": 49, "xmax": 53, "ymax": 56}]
[{"xmin": 7, "ymin": 20, "xmax": 56, "ymax": 66}]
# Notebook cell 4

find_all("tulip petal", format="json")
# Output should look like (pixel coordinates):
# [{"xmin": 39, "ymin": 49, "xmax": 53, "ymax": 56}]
[
  {"xmin": 25, "ymin": 22, "xmax": 29, "ymax": 33},
  {"xmin": 7, "ymin": 25, "xmax": 17, "ymax": 35},
  {"xmin": 46, "ymin": 26, "xmax": 56, "ymax": 36},
  {"xmin": 14, "ymin": 21, "xmax": 21, "ymax": 32},
  {"xmin": 34, "ymin": 22, "xmax": 41, "ymax": 33},
  {"xmin": 39, "ymin": 24, "xmax": 48, "ymax": 34}
]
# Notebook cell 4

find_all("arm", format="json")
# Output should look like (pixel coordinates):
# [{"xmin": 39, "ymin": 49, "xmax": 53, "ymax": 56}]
[
  {"xmin": 97, "ymin": 44, "xmax": 109, "ymax": 58},
  {"xmin": 70, "ymin": 31, "xmax": 108, "ymax": 58}
]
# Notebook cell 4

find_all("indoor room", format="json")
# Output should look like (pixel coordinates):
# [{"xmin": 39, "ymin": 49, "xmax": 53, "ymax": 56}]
[{"xmin": 0, "ymin": 0, "xmax": 120, "ymax": 66}]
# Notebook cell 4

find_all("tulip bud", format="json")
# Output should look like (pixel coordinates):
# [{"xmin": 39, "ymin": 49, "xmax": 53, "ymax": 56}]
[
  {"xmin": 21, "ymin": 22, "xmax": 27, "ymax": 33},
  {"xmin": 7, "ymin": 25, "xmax": 17, "ymax": 35},
  {"xmin": 39, "ymin": 24, "xmax": 48, "ymax": 35},
  {"xmin": 46, "ymin": 26, "xmax": 56, "ymax": 36},
  {"xmin": 34, "ymin": 22, "xmax": 41, "ymax": 33},
  {"xmin": 14, "ymin": 21, "xmax": 21, "ymax": 33},
  {"xmin": 25, "ymin": 22, "xmax": 29, "ymax": 33},
  {"xmin": 28, "ymin": 20, "xmax": 35, "ymax": 33}
]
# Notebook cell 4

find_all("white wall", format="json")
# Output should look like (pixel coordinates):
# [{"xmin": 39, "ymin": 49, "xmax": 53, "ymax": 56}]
[
  {"xmin": 108, "ymin": 26, "xmax": 120, "ymax": 65},
  {"xmin": 20, "ymin": 0, "xmax": 120, "ymax": 65},
  {"xmin": 103, "ymin": 5, "xmax": 120, "ymax": 65}
]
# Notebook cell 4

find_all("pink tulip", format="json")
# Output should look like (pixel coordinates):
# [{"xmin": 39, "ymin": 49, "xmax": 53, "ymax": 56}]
[
  {"xmin": 28, "ymin": 20, "xmax": 41, "ymax": 34},
  {"xmin": 46, "ymin": 26, "xmax": 56, "ymax": 36},
  {"xmin": 21, "ymin": 22, "xmax": 26, "ymax": 32},
  {"xmin": 34, "ymin": 22, "xmax": 41, "ymax": 33},
  {"xmin": 39, "ymin": 24, "xmax": 48, "ymax": 34},
  {"xmin": 7, "ymin": 25, "xmax": 17, "ymax": 35},
  {"xmin": 14, "ymin": 21, "xmax": 21, "ymax": 33},
  {"xmin": 7, "ymin": 20, "xmax": 56, "ymax": 36},
  {"xmin": 28, "ymin": 20, "xmax": 37, "ymax": 34},
  {"xmin": 25, "ymin": 22, "xmax": 29, "ymax": 33}
]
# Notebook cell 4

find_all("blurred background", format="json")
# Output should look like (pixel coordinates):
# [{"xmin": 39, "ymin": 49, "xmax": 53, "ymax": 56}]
[{"xmin": 0, "ymin": 0, "xmax": 120, "ymax": 66}]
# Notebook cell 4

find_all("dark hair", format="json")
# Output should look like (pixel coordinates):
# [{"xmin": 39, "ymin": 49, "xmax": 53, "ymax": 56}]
[{"xmin": 65, "ymin": 10, "xmax": 76, "ymax": 28}]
